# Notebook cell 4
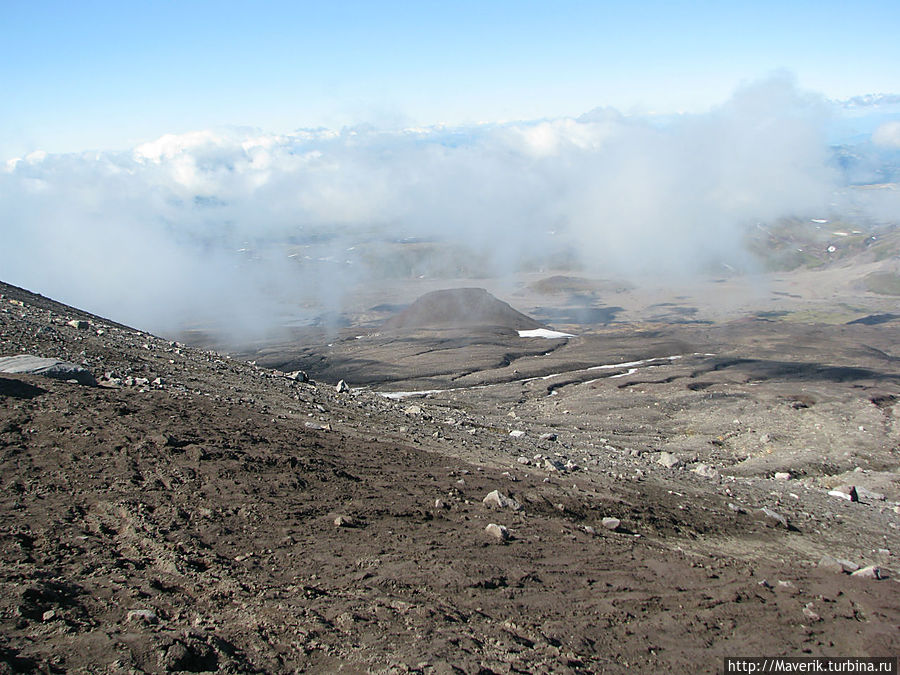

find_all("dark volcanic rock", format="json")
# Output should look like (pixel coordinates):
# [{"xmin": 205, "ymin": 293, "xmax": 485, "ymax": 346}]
[{"xmin": 382, "ymin": 288, "xmax": 544, "ymax": 332}]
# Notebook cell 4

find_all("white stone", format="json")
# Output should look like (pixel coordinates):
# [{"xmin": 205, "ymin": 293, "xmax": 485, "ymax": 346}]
[
  {"xmin": 692, "ymin": 463, "xmax": 719, "ymax": 479},
  {"xmin": 802, "ymin": 605, "xmax": 821, "ymax": 622},
  {"xmin": 483, "ymin": 490, "xmax": 520, "ymax": 510},
  {"xmin": 601, "ymin": 517, "xmax": 621, "ymax": 531},
  {"xmin": 544, "ymin": 458, "xmax": 565, "ymax": 472},
  {"xmin": 127, "ymin": 609, "xmax": 159, "ymax": 624},
  {"xmin": 828, "ymin": 486, "xmax": 858, "ymax": 502},
  {"xmin": 0, "ymin": 354, "xmax": 96, "ymax": 386},
  {"xmin": 485, "ymin": 523, "xmax": 510, "ymax": 541},
  {"xmin": 760, "ymin": 507, "xmax": 789, "ymax": 529},
  {"xmin": 657, "ymin": 452, "xmax": 681, "ymax": 468},
  {"xmin": 818, "ymin": 555, "xmax": 859, "ymax": 574},
  {"xmin": 856, "ymin": 486, "xmax": 885, "ymax": 501},
  {"xmin": 850, "ymin": 565, "xmax": 884, "ymax": 580}
]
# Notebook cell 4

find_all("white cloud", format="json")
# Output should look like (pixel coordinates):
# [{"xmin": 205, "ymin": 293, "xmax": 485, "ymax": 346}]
[
  {"xmin": 0, "ymin": 75, "xmax": 865, "ymax": 337},
  {"xmin": 872, "ymin": 120, "xmax": 900, "ymax": 148}
]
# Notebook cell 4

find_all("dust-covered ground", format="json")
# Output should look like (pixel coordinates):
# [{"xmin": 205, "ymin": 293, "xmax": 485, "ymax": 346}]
[{"xmin": 2, "ymin": 272, "xmax": 899, "ymax": 674}]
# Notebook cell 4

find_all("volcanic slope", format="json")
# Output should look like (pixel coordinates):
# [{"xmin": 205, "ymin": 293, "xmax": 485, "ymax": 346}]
[
  {"xmin": 382, "ymin": 287, "xmax": 545, "ymax": 332},
  {"xmin": 1, "ymin": 280, "xmax": 899, "ymax": 674},
  {"xmin": 252, "ymin": 288, "xmax": 560, "ymax": 390}
]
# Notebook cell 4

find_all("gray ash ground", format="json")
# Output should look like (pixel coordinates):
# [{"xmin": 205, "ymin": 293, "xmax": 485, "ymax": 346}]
[{"xmin": 1, "ymin": 279, "xmax": 899, "ymax": 674}]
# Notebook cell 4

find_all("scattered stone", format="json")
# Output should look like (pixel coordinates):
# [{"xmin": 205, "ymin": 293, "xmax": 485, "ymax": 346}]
[
  {"xmin": 485, "ymin": 523, "xmax": 510, "ymax": 541},
  {"xmin": 509, "ymin": 430, "xmax": 526, "ymax": 438},
  {"xmin": 434, "ymin": 499, "xmax": 445, "ymax": 510},
  {"xmin": 601, "ymin": 517, "xmax": 621, "ymax": 531},
  {"xmin": 539, "ymin": 433, "xmax": 558, "ymax": 442},
  {"xmin": 828, "ymin": 486, "xmax": 859, "ymax": 502},
  {"xmin": 287, "ymin": 370, "xmax": 309, "ymax": 382},
  {"xmin": 41, "ymin": 610, "xmax": 56, "ymax": 622},
  {"xmin": 517, "ymin": 456, "xmax": 530, "ymax": 465},
  {"xmin": 404, "ymin": 405, "xmax": 423, "ymax": 415},
  {"xmin": 774, "ymin": 472, "xmax": 792, "ymax": 480},
  {"xmin": 544, "ymin": 458, "xmax": 565, "ymax": 472},
  {"xmin": 583, "ymin": 525, "xmax": 597, "ymax": 535},
  {"xmin": 856, "ymin": 486, "xmax": 885, "ymax": 501},
  {"xmin": 0, "ymin": 355, "xmax": 97, "ymax": 386},
  {"xmin": 67, "ymin": 319, "xmax": 89, "ymax": 329},
  {"xmin": 334, "ymin": 515, "xmax": 356, "ymax": 528},
  {"xmin": 483, "ymin": 490, "xmax": 520, "ymax": 510},
  {"xmin": 335, "ymin": 379, "xmax": 350, "ymax": 393},
  {"xmin": 760, "ymin": 507, "xmax": 790, "ymax": 529},
  {"xmin": 776, "ymin": 580, "xmax": 797, "ymax": 593},
  {"xmin": 304, "ymin": 422, "xmax": 332, "ymax": 431},
  {"xmin": 151, "ymin": 377, "xmax": 164, "ymax": 386},
  {"xmin": 802, "ymin": 604, "xmax": 821, "ymax": 622},
  {"xmin": 127, "ymin": 609, "xmax": 159, "ymax": 624},
  {"xmin": 657, "ymin": 452, "xmax": 681, "ymax": 469},
  {"xmin": 728, "ymin": 503, "xmax": 746, "ymax": 514},
  {"xmin": 692, "ymin": 463, "xmax": 719, "ymax": 479},
  {"xmin": 850, "ymin": 565, "xmax": 885, "ymax": 580},
  {"xmin": 818, "ymin": 554, "xmax": 859, "ymax": 574}
]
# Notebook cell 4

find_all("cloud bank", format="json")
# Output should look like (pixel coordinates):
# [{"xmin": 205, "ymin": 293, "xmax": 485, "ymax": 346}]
[
  {"xmin": 1, "ymin": 76, "xmax": 891, "ymax": 337},
  {"xmin": 873, "ymin": 121, "xmax": 900, "ymax": 148}
]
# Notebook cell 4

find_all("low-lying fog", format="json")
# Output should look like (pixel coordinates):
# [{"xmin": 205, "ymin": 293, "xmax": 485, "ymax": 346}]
[{"xmin": 3, "ymin": 75, "xmax": 899, "ymax": 339}]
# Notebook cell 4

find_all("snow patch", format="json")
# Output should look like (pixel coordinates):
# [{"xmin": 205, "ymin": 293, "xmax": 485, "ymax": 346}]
[{"xmin": 518, "ymin": 328, "xmax": 576, "ymax": 339}]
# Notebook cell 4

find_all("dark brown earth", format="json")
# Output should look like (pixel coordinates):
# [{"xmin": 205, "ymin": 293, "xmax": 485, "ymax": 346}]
[{"xmin": 1, "ymin": 279, "xmax": 899, "ymax": 674}]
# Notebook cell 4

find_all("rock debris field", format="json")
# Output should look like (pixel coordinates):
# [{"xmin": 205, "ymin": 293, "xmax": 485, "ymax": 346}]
[{"xmin": 1, "ymin": 280, "xmax": 899, "ymax": 674}]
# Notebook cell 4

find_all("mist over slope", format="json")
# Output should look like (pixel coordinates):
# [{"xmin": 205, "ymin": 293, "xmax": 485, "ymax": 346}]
[{"xmin": 2, "ymin": 75, "xmax": 898, "ymax": 336}]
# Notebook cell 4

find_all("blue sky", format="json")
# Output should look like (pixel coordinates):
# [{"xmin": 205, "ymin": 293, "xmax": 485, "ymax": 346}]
[{"xmin": 3, "ymin": 0, "xmax": 900, "ymax": 158}]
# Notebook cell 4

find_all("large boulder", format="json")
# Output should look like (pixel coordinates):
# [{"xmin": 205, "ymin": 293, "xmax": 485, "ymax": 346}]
[{"xmin": 0, "ymin": 355, "xmax": 97, "ymax": 386}]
